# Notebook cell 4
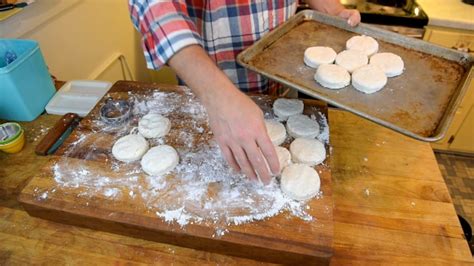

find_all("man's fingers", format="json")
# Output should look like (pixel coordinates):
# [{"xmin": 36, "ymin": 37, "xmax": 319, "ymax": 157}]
[
  {"xmin": 257, "ymin": 135, "xmax": 280, "ymax": 176},
  {"xmin": 348, "ymin": 11, "xmax": 361, "ymax": 27},
  {"xmin": 338, "ymin": 9, "xmax": 361, "ymax": 27},
  {"xmin": 230, "ymin": 145, "xmax": 257, "ymax": 181},
  {"xmin": 243, "ymin": 141, "xmax": 272, "ymax": 185},
  {"xmin": 220, "ymin": 144, "xmax": 240, "ymax": 172}
]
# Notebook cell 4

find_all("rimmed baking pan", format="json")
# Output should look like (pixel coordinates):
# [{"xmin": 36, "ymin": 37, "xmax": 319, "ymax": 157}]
[{"xmin": 237, "ymin": 10, "xmax": 473, "ymax": 142}]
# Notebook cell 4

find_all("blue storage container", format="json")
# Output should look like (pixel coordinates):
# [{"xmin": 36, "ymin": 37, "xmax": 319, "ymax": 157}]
[{"xmin": 0, "ymin": 39, "xmax": 56, "ymax": 121}]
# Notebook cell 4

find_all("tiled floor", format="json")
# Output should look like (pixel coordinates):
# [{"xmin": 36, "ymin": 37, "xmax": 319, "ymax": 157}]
[{"xmin": 435, "ymin": 152, "xmax": 474, "ymax": 227}]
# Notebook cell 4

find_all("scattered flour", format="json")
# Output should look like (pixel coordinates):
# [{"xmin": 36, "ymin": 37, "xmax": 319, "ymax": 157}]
[{"xmin": 38, "ymin": 88, "xmax": 330, "ymax": 236}]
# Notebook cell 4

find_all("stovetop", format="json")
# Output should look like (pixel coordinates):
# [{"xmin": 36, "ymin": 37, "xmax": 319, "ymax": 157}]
[{"xmin": 298, "ymin": 0, "xmax": 428, "ymax": 28}]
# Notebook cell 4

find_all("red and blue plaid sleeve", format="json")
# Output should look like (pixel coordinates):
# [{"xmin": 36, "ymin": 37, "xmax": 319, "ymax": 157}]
[{"xmin": 128, "ymin": 0, "xmax": 203, "ymax": 70}]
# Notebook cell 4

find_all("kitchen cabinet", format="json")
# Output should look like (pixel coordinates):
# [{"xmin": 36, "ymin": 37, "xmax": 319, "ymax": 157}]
[
  {"xmin": 424, "ymin": 26, "xmax": 474, "ymax": 154},
  {"xmin": 450, "ymin": 105, "xmax": 474, "ymax": 152}
]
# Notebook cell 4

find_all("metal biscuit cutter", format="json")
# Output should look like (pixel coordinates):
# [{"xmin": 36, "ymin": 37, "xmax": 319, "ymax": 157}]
[{"xmin": 99, "ymin": 97, "xmax": 134, "ymax": 126}]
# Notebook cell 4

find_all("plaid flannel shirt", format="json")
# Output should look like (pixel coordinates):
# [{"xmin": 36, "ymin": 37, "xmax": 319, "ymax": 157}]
[{"xmin": 129, "ymin": 0, "xmax": 297, "ymax": 93}]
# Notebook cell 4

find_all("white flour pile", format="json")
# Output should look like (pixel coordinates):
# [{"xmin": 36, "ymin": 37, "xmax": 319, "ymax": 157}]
[{"xmin": 41, "ymin": 87, "xmax": 329, "ymax": 236}]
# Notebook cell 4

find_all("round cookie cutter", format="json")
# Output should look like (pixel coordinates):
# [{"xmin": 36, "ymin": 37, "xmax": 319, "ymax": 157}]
[{"xmin": 99, "ymin": 97, "xmax": 134, "ymax": 126}]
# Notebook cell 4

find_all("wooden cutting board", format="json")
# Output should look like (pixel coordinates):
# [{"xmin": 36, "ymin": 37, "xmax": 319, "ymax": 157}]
[{"xmin": 18, "ymin": 81, "xmax": 334, "ymax": 264}]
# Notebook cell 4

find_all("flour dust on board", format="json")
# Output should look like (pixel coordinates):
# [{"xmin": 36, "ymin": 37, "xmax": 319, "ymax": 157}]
[{"xmin": 35, "ymin": 87, "xmax": 329, "ymax": 236}]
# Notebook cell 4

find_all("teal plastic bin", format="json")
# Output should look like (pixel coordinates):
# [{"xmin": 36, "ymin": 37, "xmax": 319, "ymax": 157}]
[{"xmin": 0, "ymin": 39, "xmax": 55, "ymax": 121}]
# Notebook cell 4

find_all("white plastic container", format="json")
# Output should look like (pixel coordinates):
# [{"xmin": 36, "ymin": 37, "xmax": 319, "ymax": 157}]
[{"xmin": 46, "ymin": 80, "xmax": 112, "ymax": 117}]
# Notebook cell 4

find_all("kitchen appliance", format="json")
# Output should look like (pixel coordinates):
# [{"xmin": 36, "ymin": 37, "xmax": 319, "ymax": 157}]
[{"xmin": 298, "ymin": 0, "xmax": 428, "ymax": 28}]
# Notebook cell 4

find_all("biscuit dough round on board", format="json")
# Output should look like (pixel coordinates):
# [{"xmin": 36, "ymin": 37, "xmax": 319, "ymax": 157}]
[
  {"xmin": 314, "ymin": 64, "xmax": 351, "ymax": 89},
  {"xmin": 265, "ymin": 120, "xmax": 287, "ymax": 146},
  {"xmin": 141, "ymin": 145, "xmax": 179, "ymax": 176},
  {"xmin": 290, "ymin": 138, "xmax": 326, "ymax": 166},
  {"xmin": 138, "ymin": 113, "xmax": 171, "ymax": 139},
  {"xmin": 352, "ymin": 65, "xmax": 388, "ymax": 94},
  {"xmin": 281, "ymin": 163, "xmax": 321, "ymax": 201},
  {"xmin": 346, "ymin": 35, "xmax": 379, "ymax": 56},
  {"xmin": 275, "ymin": 146, "xmax": 291, "ymax": 172},
  {"xmin": 370, "ymin": 52, "xmax": 404, "ymax": 77},
  {"xmin": 303, "ymin": 46, "xmax": 337, "ymax": 68},
  {"xmin": 112, "ymin": 134, "xmax": 149, "ymax": 163},
  {"xmin": 286, "ymin": 114, "xmax": 320, "ymax": 139},
  {"xmin": 335, "ymin": 50, "xmax": 368, "ymax": 73},
  {"xmin": 273, "ymin": 98, "xmax": 304, "ymax": 121}
]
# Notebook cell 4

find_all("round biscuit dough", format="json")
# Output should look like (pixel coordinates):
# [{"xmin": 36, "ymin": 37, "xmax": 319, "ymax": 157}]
[
  {"xmin": 346, "ymin": 35, "xmax": 379, "ymax": 56},
  {"xmin": 141, "ymin": 145, "xmax": 179, "ymax": 176},
  {"xmin": 352, "ymin": 65, "xmax": 388, "ymax": 94},
  {"xmin": 314, "ymin": 64, "xmax": 351, "ymax": 89},
  {"xmin": 281, "ymin": 163, "xmax": 321, "ymax": 201},
  {"xmin": 290, "ymin": 138, "xmax": 326, "ymax": 166},
  {"xmin": 286, "ymin": 115, "xmax": 320, "ymax": 139},
  {"xmin": 275, "ymin": 146, "xmax": 291, "ymax": 172},
  {"xmin": 370, "ymin": 52, "xmax": 404, "ymax": 77},
  {"xmin": 265, "ymin": 120, "xmax": 287, "ymax": 146},
  {"xmin": 304, "ymin": 46, "xmax": 337, "ymax": 68},
  {"xmin": 138, "ymin": 113, "xmax": 171, "ymax": 139},
  {"xmin": 112, "ymin": 134, "xmax": 149, "ymax": 163},
  {"xmin": 335, "ymin": 50, "xmax": 368, "ymax": 73},
  {"xmin": 273, "ymin": 98, "xmax": 304, "ymax": 121}
]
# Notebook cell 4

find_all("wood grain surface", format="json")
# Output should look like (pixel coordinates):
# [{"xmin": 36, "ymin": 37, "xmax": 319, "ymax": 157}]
[
  {"xmin": 17, "ymin": 81, "xmax": 334, "ymax": 264},
  {"xmin": 0, "ymin": 82, "xmax": 472, "ymax": 264}
]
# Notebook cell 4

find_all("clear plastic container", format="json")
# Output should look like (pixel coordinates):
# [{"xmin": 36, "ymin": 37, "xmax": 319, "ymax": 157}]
[
  {"xmin": 46, "ymin": 80, "xmax": 112, "ymax": 117},
  {"xmin": 0, "ymin": 39, "xmax": 56, "ymax": 121}
]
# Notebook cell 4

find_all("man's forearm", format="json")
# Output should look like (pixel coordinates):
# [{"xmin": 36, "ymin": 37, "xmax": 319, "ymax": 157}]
[{"xmin": 168, "ymin": 45, "xmax": 239, "ymax": 107}]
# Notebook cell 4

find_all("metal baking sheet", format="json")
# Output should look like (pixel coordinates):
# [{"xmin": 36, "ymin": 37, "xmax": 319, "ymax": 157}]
[{"xmin": 237, "ymin": 10, "xmax": 474, "ymax": 142}]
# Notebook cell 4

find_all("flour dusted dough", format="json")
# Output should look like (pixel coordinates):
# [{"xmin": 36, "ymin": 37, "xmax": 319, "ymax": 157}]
[
  {"xmin": 370, "ymin": 52, "xmax": 404, "ymax": 77},
  {"xmin": 275, "ymin": 146, "xmax": 291, "ymax": 172},
  {"xmin": 314, "ymin": 64, "xmax": 351, "ymax": 89},
  {"xmin": 273, "ymin": 98, "xmax": 304, "ymax": 120},
  {"xmin": 346, "ymin": 35, "xmax": 379, "ymax": 56},
  {"xmin": 352, "ymin": 65, "xmax": 388, "ymax": 94},
  {"xmin": 112, "ymin": 134, "xmax": 149, "ymax": 163},
  {"xmin": 265, "ymin": 120, "xmax": 287, "ymax": 146},
  {"xmin": 286, "ymin": 114, "xmax": 320, "ymax": 139},
  {"xmin": 304, "ymin": 46, "xmax": 337, "ymax": 68},
  {"xmin": 335, "ymin": 50, "xmax": 368, "ymax": 73},
  {"xmin": 290, "ymin": 138, "xmax": 326, "ymax": 166},
  {"xmin": 138, "ymin": 113, "xmax": 171, "ymax": 139},
  {"xmin": 141, "ymin": 145, "xmax": 179, "ymax": 176},
  {"xmin": 280, "ymin": 163, "xmax": 321, "ymax": 201}
]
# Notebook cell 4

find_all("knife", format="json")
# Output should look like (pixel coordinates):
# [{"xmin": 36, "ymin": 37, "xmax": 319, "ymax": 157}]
[{"xmin": 35, "ymin": 113, "xmax": 81, "ymax": 156}]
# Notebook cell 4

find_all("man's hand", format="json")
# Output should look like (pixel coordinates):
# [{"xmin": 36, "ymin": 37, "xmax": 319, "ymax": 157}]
[
  {"xmin": 206, "ymin": 88, "xmax": 280, "ymax": 184},
  {"xmin": 168, "ymin": 45, "xmax": 280, "ymax": 184},
  {"xmin": 336, "ymin": 8, "xmax": 361, "ymax": 27},
  {"xmin": 307, "ymin": 0, "xmax": 361, "ymax": 27}
]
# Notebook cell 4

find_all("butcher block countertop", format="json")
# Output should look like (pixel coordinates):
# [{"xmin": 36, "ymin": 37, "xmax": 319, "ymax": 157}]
[{"xmin": 0, "ymin": 98, "xmax": 473, "ymax": 264}]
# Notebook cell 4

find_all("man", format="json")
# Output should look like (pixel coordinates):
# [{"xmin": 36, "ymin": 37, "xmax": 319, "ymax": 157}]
[{"xmin": 129, "ymin": 1, "xmax": 360, "ymax": 184}]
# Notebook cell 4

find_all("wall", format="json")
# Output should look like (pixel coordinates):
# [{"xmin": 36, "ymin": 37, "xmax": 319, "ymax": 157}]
[{"xmin": 20, "ymin": 0, "xmax": 177, "ymax": 84}]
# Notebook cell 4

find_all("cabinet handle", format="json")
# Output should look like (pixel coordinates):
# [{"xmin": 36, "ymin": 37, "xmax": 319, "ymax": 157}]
[
  {"xmin": 447, "ymin": 135, "xmax": 455, "ymax": 144},
  {"xmin": 451, "ymin": 46, "xmax": 472, "ymax": 53}
]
